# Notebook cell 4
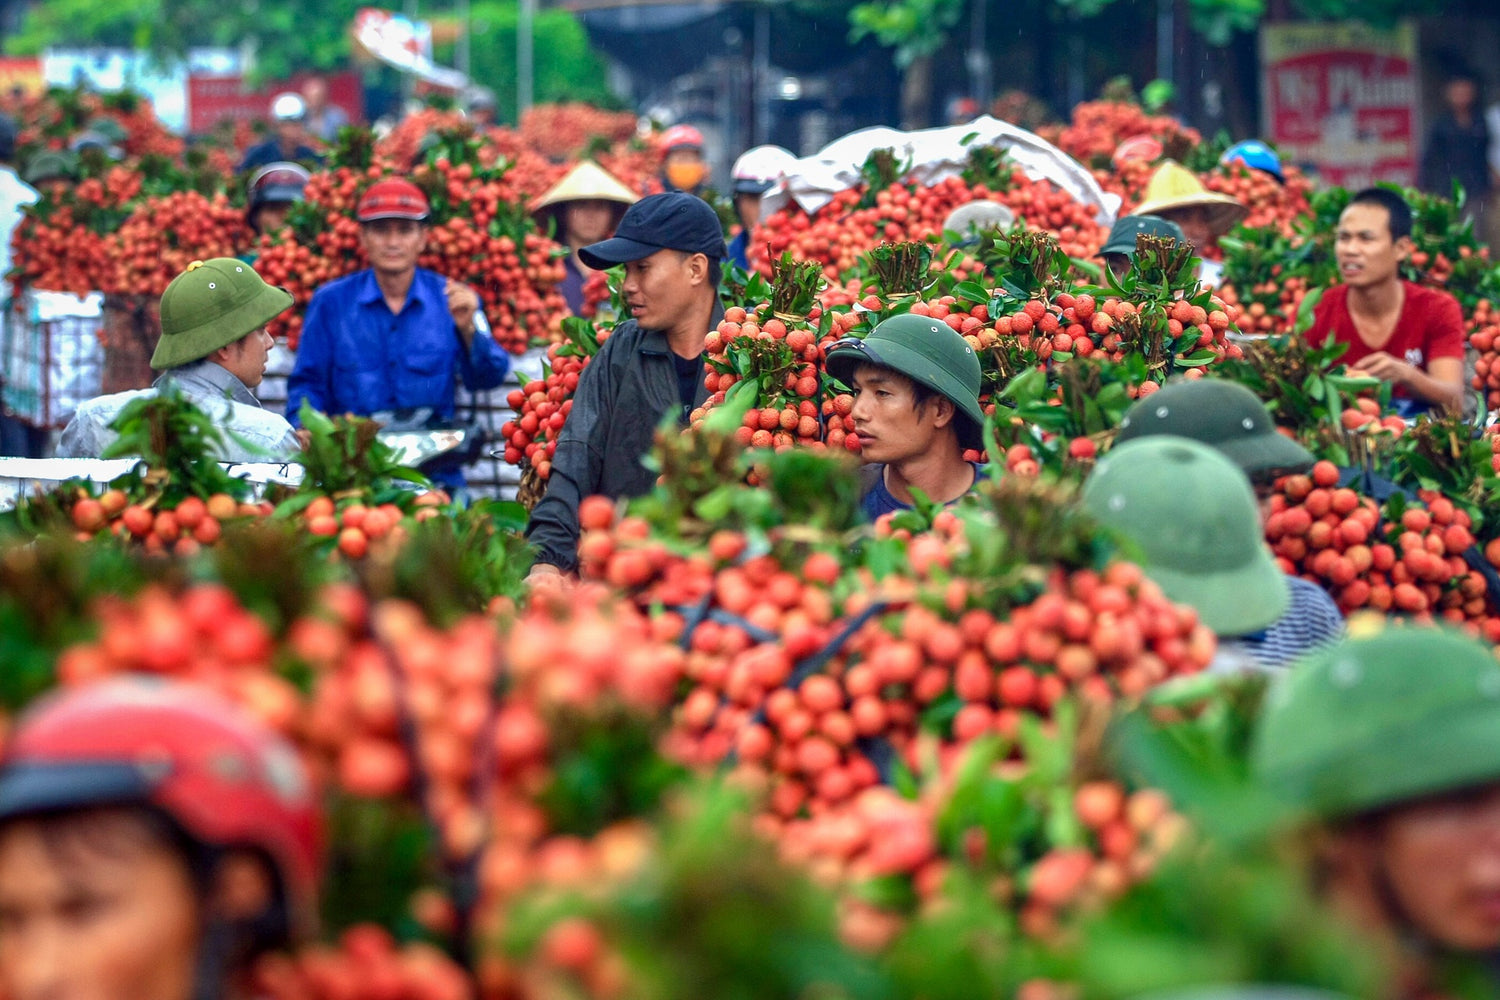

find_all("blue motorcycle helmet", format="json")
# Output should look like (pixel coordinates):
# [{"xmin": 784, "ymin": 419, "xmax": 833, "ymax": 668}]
[{"xmin": 1221, "ymin": 140, "xmax": 1284, "ymax": 184}]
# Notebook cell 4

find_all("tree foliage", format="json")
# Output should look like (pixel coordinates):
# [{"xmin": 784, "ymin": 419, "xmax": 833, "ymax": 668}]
[
  {"xmin": 7, "ymin": 0, "xmax": 611, "ymax": 104},
  {"xmin": 435, "ymin": 1, "xmax": 617, "ymax": 121},
  {"xmin": 847, "ymin": 0, "xmax": 964, "ymax": 68}
]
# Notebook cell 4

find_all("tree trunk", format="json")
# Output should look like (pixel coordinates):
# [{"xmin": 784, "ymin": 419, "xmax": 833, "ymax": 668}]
[{"xmin": 900, "ymin": 53, "xmax": 933, "ymax": 129}]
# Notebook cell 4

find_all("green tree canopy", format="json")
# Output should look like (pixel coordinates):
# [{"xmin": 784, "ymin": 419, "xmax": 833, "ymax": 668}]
[
  {"xmin": 435, "ymin": 1, "xmax": 619, "ymax": 122},
  {"xmin": 7, "ymin": 0, "xmax": 615, "ymax": 105}
]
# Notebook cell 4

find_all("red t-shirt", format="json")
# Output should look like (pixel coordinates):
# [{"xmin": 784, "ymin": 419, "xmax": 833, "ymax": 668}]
[{"xmin": 1308, "ymin": 281, "xmax": 1465, "ymax": 397}]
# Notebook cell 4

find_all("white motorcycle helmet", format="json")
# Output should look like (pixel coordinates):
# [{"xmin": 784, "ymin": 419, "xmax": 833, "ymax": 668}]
[{"xmin": 731, "ymin": 144, "xmax": 796, "ymax": 196}]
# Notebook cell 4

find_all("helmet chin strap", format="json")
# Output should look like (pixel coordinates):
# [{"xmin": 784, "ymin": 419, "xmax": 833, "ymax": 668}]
[
  {"xmin": 1372, "ymin": 853, "xmax": 1445, "ymax": 973},
  {"xmin": 192, "ymin": 919, "xmax": 236, "ymax": 1000},
  {"xmin": 190, "ymin": 850, "xmax": 294, "ymax": 1000},
  {"xmin": 192, "ymin": 908, "xmax": 292, "ymax": 1000}
]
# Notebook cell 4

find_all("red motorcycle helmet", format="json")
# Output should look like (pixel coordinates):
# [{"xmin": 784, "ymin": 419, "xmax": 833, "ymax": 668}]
[
  {"xmin": 1112, "ymin": 133, "xmax": 1165, "ymax": 168},
  {"xmin": 356, "ymin": 177, "xmax": 430, "ymax": 223},
  {"xmin": 661, "ymin": 123, "xmax": 704, "ymax": 152},
  {"xmin": 0, "ymin": 678, "xmax": 323, "ymax": 933}
]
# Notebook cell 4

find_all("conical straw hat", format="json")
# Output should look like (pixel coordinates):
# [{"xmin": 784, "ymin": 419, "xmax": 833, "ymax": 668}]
[
  {"xmin": 1133, "ymin": 160, "xmax": 1248, "ymax": 235},
  {"xmin": 532, "ymin": 161, "xmax": 639, "ymax": 213}
]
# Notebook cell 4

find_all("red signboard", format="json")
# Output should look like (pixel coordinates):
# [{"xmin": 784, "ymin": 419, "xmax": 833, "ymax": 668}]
[
  {"xmin": 186, "ymin": 72, "xmax": 362, "ymax": 134},
  {"xmin": 1260, "ymin": 21, "xmax": 1418, "ymax": 189}
]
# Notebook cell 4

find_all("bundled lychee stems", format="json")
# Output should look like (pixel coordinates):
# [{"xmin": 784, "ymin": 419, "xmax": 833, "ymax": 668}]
[
  {"xmin": 770, "ymin": 251, "xmax": 825, "ymax": 321},
  {"xmin": 866, "ymin": 241, "xmax": 933, "ymax": 298}
]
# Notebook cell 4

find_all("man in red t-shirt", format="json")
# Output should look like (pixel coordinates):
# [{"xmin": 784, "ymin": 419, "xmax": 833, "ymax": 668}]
[{"xmin": 1307, "ymin": 187, "xmax": 1465, "ymax": 412}]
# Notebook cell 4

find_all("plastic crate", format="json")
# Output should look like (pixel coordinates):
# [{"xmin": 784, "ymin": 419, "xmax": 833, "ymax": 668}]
[{"xmin": 1, "ymin": 291, "xmax": 105, "ymax": 429}]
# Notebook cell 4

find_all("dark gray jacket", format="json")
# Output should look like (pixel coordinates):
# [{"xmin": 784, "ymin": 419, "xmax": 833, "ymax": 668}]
[{"xmin": 525, "ymin": 307, "xmax": 721, "ymax": 571}]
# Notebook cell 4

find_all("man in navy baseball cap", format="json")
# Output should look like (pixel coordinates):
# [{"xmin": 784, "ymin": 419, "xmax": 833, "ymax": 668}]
[
  {"xmin": 577, "ymin": 191, "xmax": 727, "ymax": 270},
  {"xmin": 526, "ymin": 191, "xmax": 728, "ymax": 583}
]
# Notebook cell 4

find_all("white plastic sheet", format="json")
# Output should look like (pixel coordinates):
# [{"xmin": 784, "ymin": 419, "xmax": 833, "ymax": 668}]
[
  {"xmin": 760, "ymin": 115, "xmax": 1121, "ymax": 226},
  {"xmin": 0, "ymin": 458, "xmax": 303, "ymax": 510}
]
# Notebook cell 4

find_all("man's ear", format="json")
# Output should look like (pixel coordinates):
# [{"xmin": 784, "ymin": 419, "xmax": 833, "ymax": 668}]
[
  {"xmin": 1395, "ymin": 234, "xmax": 1414, "ymax": 260},
  {"xmin": 928, "ymin": 395, "xmax": 956, "ymax": 430},
  {"xmin": 211, "ymin": 850, "xmax": 276, "ymax": 922},
  {"xmin": 685, "ymin": 252, "xmax": 708, "ymax": 286}
]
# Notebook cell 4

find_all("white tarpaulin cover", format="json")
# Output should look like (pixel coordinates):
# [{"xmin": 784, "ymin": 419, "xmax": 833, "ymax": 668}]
[
  {"xmin": 0, "ymin": 458, "xmax": 303, "ymax": 511},
  {"xmin": 760, "ymin": 115, "xmax": 1121, "ymax": 225}
]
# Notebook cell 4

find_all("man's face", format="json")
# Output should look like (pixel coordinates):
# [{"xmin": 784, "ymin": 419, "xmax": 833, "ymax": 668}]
[
  {"xmin": 252, "ymin": 201, "xmax": 292, "ymax": 236},
  {"xmin": 563, "ymin": 200, "xmax": 615, "ymax": 248},
  {"xmin": 621, "ymin": 249, "xmax": 704, "ymax": 330},
  {"xmin": 218, "ymin": 325, "xmax": 274, "ymax": 389},
  {"xmin": 1157, "ymin": 205, "xmax": 1214, "ymax": 251},
  {"xmin": 359, "ymin": 218, "xmax": 427, "ymax": 278},
  {"xmin": 849, "ymin": 363, "xmax": 950, "ymax": 465},
  {"xmin": 0, "ymin": 813, "xmax": 201, "ymax": 1000},
  {"xmin": 664, "ymin": 148, "xmax": 708, "ymax": 192},
  {"xmin": 735, "ymin": 192, "xmax": 762, "ymax": 233},
  {"xmin": 275, "ymin": 119, "xmax": 303, "ymax": 148},
  {"xmin": 1365, "ymin": 784, "xmax": 1500, "ymax": 951},
  {"xmin": 1445, "ymin": 79, "xmax": 1477, "ymax": 114},
  {"xmin": 1335, "ymin": 202, "xmax": 1408, "ymax": 289},
  {"xmin": 301, "ymin": 79, "xmax": 327, "ymax": 111}
]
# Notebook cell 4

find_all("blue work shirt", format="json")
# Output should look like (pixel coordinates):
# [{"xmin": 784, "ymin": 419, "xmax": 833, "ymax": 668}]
[
  {"xmin": 727, "ymin": 229, "xmax": 751, "ymax": 271},
  {"xmin": 286, "ymin": 267, "xmax": 511, "ymax": 483}
]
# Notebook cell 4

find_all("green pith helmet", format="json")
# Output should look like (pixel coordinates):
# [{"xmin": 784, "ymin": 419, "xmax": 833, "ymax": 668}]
[
  {"xmin": 1253, "ymin": 626, "xmax": 1500, "ymax": 821},
  {"xmin": 1100, "ymin": 214, "xmax": 1186, "ymax": 257},
  {"xmin": 82, "ymin": 116, "xmax": 127, "ymax": 146},
  {"xmin": 824, "ymin": 312, "xmax": 986, "ymax": 451},
  {"xmin": 1083, "ymin": 436, "xmax": 1288, "ymax": 636},
  {"xmin": 150, "ymin": 259, "xmax": 293, "ymax": 370},
  {"xmin": 1115, "ymin": 378, "xmax": 1315, "ymax": 478},
  {"xmin": 23, "ymin": 149, "xmax": 78, "ymax": 185}
]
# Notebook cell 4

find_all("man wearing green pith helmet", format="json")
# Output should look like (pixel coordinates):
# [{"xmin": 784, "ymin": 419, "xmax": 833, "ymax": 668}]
[
  {"xmin": 824, "ymin": 313, "xmax": 986, "ymax": 521},
  {"xmin": 1112, "ymin": 379, "xmax": 1345, "ymax": 668},
  {"xmin": 1253, "ymin": 626, "xmax": 1500, "ymax": 998},
  {"xmin": 58, "ymin": 258, "xmax": 300, "ymax": 462}
]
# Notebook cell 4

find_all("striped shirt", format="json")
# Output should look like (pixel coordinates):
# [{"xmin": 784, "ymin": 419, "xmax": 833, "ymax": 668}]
[{"xmin": 1215, "ymin": 576, "xmax": 1345, "ymax": 673}]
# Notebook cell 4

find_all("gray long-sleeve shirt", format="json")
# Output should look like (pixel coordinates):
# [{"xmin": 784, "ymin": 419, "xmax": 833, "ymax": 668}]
[{"xmin": 57, "ymin": 360, "xmax": 299, "ymax": 462}]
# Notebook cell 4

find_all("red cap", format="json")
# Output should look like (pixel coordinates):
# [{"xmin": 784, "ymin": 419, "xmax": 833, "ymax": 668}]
[
  {"xmin": 661, "ymin": 124, "xmax": 704, "ymax": 151},
  {"xmin": 357, "ymin": 177, "xmax": 430, "ymax": 222}
]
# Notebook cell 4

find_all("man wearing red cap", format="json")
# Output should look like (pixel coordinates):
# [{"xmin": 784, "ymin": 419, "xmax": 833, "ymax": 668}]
[{"xmin": 285, "ymin": 176, "xmax": 510, "ymax": 487}]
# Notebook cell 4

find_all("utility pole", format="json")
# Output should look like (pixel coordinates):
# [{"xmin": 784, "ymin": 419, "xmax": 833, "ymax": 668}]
[
  {"xmin": 967, "ymin": 0, "xmax": 990, "ymax": 109},
  {"xmin": 403, "ymin": 0, "xmax": 418, "ymax": 105},
  {"xmin": 457, "ymin": 0, "xmax": 471, "ymax": 83},
  {"xmin": 519, "ymin": 0, "xmax": 536, "ymax": 116},
  {"xmin": 1156, "ymin": 0, "xmax": 1174, "ymax": 98},
  {"xmin": 754, "ymin": 2, "xmax": 770, "ymax": 145}
]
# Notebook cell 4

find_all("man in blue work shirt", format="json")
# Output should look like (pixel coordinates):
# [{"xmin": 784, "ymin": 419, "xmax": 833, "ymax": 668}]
[{"xmin": 285, "ymin": 175, "xmax": 510, "ymax": 488}]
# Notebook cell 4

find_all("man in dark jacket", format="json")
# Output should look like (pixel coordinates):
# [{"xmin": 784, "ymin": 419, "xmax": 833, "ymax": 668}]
[
  {"xmin": 238, "ymin": 93, "xmax": 322, "ymax": 174},
  {"xmin": 525, "ymin": 192, "xmax": 725, "ymax": 581},
  {"xmin": 1419, "ymin": 70, "xmax": 1491, "ymax": 224}
]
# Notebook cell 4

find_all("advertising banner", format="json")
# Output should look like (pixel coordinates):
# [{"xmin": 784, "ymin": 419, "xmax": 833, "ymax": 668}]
[
  {"xmin": 186, "ymin": 72, "xmax": 362, "ymax": 133},
  {"xmin": 1260, "ymin": 21, "xmax": 1419, "ymax": 189}
]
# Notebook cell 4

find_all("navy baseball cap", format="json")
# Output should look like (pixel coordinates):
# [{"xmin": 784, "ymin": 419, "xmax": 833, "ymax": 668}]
[{"xmin": 578, "ymin": 191, "xmax": 726, "ymax": 270}]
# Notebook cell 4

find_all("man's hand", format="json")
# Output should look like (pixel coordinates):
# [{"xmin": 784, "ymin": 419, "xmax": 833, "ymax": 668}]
[
  {"xmin": 1346, "ymin": 351, "xmax": 1412, "ymax": 385},
  {"xmin": 1350, "ymin": 351, "xmax": 1464, "ymax": 412},
  {"xmin": 294, "ymin": 428, "xmax": 312, "ymax": 450},
  {"xmin": 446, "ymin": 279, "xmax": 481, "ymax": 345},
  {"xmin": 524, "ymin": 563, "xmax": 569, "ymax": 588}
]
